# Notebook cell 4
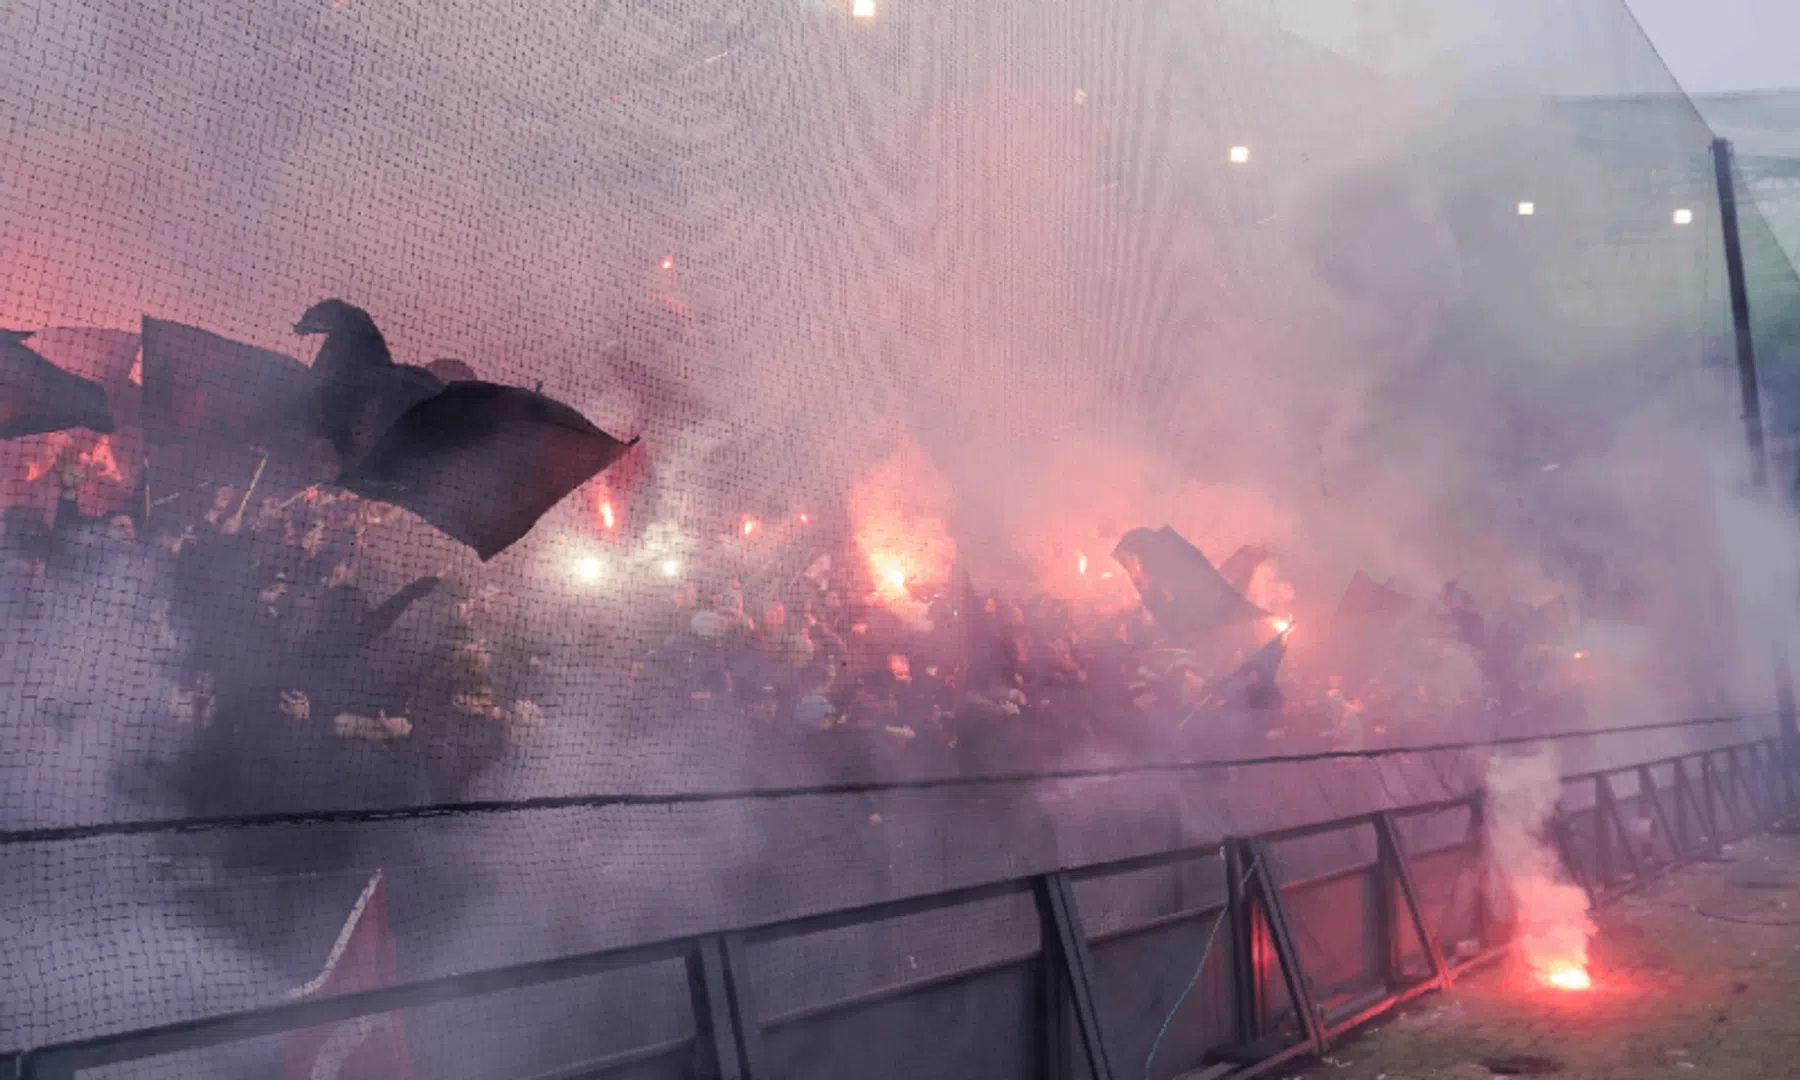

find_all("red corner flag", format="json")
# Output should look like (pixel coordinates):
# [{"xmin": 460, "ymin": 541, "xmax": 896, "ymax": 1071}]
[{"xmin": 283, "ymin": 872, "xmax": 415, "ymax": 1080}]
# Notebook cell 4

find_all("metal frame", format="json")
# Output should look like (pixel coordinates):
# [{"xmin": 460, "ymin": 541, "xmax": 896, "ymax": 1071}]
[
  {"xmin": 1556, "ymin": 737, "xmax": 1791, "ymax": 910},
  {"xmin": 7, "ymin": 735, "xmax": 1790, "ymax": 1080}
]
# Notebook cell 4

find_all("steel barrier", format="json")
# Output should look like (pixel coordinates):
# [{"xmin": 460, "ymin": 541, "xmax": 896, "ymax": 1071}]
[{"xmin": 4, "ymin": 730, "xmax": 1794, "ymax": 1080}]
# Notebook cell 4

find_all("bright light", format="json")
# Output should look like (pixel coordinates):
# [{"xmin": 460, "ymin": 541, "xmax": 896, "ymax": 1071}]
[
  {"xmin": 661, "ymin": 559, "xmax": 681, "ymax": 578},
  {"xmin": 798, "ymin": 513, "xmax": 810, "ymax": 525},
  {"xmin": 1272, "ymin": 618, "xmax": 1292, "ymax": 634},
  {"xmin": 1572, "ymin": 650, "xmax": 1587, "ymax": 660},
  {"xmin": 742, "ymin": 517, "xmax": 759, "ymax": 537},
  {"xmin": 1228, "ymin": 145, "xmax": 1251, "ymax": 165},
  {"xmin": 574, "ymin": 556, "xmax": 603, "ymax": 583},
  {"xmin": 852, "ymin": 0, "xmax": 875, "ymax": 16},
  {"xmin": 1546, "ymin": 966, "xmax": 1591, "ymax": 991},
  {"xmin": 867, "ymin": 551, "xmax": 914, "ymax": 604},
  {"xmin": 661, "ymin": 255, "xmax": 675, "ymax": 271},
  {"xmin": 1517, "ymin": 201, "xmax": 1536, "ymax": 216},
  {"xmin": 1077, "ymin": 553, "xmax": 1089, "ymax": 575},
  {"xmin": 1673, "ymin": 208, "xmax": 1693, "ymax": 225},
  {"xmin": 599, "ymin": 500, "xmax": 616, "ymax": 530}
]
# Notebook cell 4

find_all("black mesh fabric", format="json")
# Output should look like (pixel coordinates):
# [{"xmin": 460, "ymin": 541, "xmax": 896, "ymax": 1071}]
[{"xmin": 5, "ymin": 0, "xmax": 1800, "ymax": 1076}]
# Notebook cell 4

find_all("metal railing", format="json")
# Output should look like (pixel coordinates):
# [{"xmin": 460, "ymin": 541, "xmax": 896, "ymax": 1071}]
[{"xmin": 4, "ymin": 728, "xmax": 1792, "ymax": 1080}]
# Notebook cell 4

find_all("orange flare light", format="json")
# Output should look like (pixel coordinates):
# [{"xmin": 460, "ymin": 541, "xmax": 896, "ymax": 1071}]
[
  {"xmin": 1272, "ymin": 617, "xmax": 1292, "ymax": 634},
  {"xmin": 742, "ymin": 517, "xmax": 759, "ymax": 537},
  {"xmin": 1545, "ymin": 966, "xmax": 1591, "ymax": 991},
  {"xmin": 598, "ymin": 501, "xmax": 616, "ymax": 530}
]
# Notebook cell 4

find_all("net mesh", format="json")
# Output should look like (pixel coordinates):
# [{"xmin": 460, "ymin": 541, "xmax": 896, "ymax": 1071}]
[{"xmin": 5, "ymin": 0, "xmax": 1800, "ymax": 1074}]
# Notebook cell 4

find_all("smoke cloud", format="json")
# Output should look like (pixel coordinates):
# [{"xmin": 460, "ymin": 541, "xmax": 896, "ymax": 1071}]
[
  {"xmin": 1483, "ymin": 749, "xmax": 1595, "ymax": 984},
  {"xmin": 4, "ymin": 0, "xmax": 1800, "ymax": 1073}
]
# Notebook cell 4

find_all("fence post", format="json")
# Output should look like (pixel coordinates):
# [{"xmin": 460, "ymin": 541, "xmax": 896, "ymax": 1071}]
[
  {"xmin": 1744, "ymin": 745, "xmax": 1772, "ymax": 823},
  {"xmin": 1595, "ymin": 774, "xmax": 1642, "ymax": 888},
  {"xmin": 1550, "ymin": 810, "xmax": 1596, "ymax": 908},
  {"xmin": 1375, "ymin": 813, "xmax": 1450, "ymax": 989},
  {"xmin": 1638, "ymin": 765, "xmax": 1680, "ymax": 864},
  {"xmin": 1705, "ymin": 753, "xmax": 1736, "ymax": 841},
  {"xmin": 1224, "ymin": 839, "xmax": 1261, "ymax": 1046},
  {"xmin": 1370, "ymin": 823, "xmax": 1397, "ymax": 990},
  {"xmin": 686, "ymin": 934, "xmax": 766, "ymax": 1080},
  {"xmin": 1591, "ymin": 777, "xmax": 1614, "ymax": 889},
  {"xmin": 1672, "ymin": 759, "xmax": 1694, "ymax": 853},
  {"xmin": 16, "ymin": 1051, "xmax": 75, "ymax": 1080},
  {"xmin": 1247, "ymin": 840, "xmax": 1327, "ymax": 1054},
  {"xmin": 1033, "ymin": 872, "xmax": 1117, "ymax": 1080}
]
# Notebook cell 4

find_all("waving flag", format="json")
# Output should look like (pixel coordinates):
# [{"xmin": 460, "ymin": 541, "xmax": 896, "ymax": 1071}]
[
  {"xmin": 338, "ymin": 382, "xmax": 639, "ymax": 561},
  {"xmin": 283, "ymin": 872, "xmax": 414, "ymax": 1080}
]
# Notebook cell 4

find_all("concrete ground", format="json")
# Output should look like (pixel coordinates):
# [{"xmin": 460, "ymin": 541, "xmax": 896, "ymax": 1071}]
[{"xmin": 1293, "ymin": 830, "xmax": 1800, "ymax": 1080}]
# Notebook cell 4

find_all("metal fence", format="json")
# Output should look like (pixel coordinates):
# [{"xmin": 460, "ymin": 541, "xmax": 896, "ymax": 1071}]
[{"xmin": 6, "ymin": 720, "xmax": 1789, "ymax": 1080}]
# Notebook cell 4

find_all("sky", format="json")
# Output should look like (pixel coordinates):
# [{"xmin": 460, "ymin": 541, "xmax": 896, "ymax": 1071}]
[{"xmin": 1627, "ymin": 0, "xmax": 1800, "ymax": 94}]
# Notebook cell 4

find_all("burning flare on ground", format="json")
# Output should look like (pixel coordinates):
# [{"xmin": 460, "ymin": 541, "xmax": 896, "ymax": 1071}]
[
  {"xmin": 1545, "ymin": 965, "xmax": 1591, "ymax": 991},
  {"xmin": 1484, "ymin": 750, "xmax": 1596, "ymax": 992}
]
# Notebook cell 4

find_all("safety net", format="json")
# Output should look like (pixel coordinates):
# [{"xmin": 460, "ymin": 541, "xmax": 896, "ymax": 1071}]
[{"xmin": 5, "ymin": 0, "xmax": 1800, "ymax": 1076}]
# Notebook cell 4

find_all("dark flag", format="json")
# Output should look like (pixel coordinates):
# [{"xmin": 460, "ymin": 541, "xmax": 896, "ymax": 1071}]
[
  {"xmin": 337, "ymin": 382, "xmax": 639, "ymax": 561},
  {"xmin": 0, "ymin": 330, "xmax": 115, "ymax": 440},
  {"xmin": 1333, "ymin": 571, "xmax": 1417, "ymax": 620},
  {"xmin": 1231, "ymin": 628, "xmax": 1290, "ymax": 710},
  {"xmin": 294, "ymin": 577, "xmax": 443, "ymax": 662},
  {"xmin": 26, "ymin": 327, "xmax": 141, "ymax": 387},
  {"xmin": 293, "ymin": 300, "xmax": 442, "ymax": 466},
  {"xmin": 1218, "ymin": 543, "xmax": 1269, "ymax": 595},
  {"xmin": 140, "ymin": 317, "xmax": 329, "ymax": 502},
  {"xmin": 28, "ymin": 328, "xmax": 146, "ymax": 519},
  {"xmin": 1111, "ymin": 526, "xmax": 1267, "ymax": 638},
  {"xmin": 1186, "ymin": 628, "xmax": 1290, "ymax": 714},
  {"xmin": 425, "ymin": 358, "xmax": 479, "ymax": 383}
]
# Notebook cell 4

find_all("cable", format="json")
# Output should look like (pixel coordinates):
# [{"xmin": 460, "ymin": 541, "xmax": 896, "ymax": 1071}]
[
  {"xmin": 1693, "ymin": 907, "xmax": 1800, "ymax": 926},
  {"xmin": 1684, "ymin": 903, "xmax": 1800, "ymax": 928},
  {"xmin": 0, "ymin": 713, "xmax": 1775, "ymax": 847},
  {"xmin": 1144, "ymin": 853, "xmax": 1258, "ymax": 1080}
]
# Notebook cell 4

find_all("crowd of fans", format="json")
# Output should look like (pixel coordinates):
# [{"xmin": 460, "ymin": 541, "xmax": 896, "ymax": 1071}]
[{"xmin": 1, "ymin": 431, "xmax": 1575, "ymax": 807}]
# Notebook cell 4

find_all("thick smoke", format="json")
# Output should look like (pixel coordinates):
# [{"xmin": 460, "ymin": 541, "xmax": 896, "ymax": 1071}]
[
  {"xmin": 1483, "ymin": 749, "xmax": 1594, "ymax": 984},
  {"xmin": 5, "ymin": 0, "xmax": 1800, "ymax": 1074}
]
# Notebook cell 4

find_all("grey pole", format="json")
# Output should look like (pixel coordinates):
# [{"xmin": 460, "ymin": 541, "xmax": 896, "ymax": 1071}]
[{"xmin": 1712, "ymin": 136, "xmax": 1799, "ymax": 803}]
